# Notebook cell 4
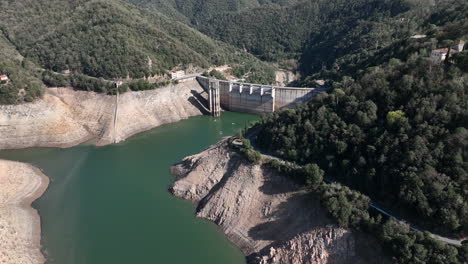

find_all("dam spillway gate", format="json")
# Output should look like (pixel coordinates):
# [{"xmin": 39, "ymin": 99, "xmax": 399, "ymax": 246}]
[
  {"xmin": 208, "ymin": 80, "xmax": 221, "ymax": 117},
  {"xmin": 197, "ymin": 76, "xmax": 327, "ymax": 115}
]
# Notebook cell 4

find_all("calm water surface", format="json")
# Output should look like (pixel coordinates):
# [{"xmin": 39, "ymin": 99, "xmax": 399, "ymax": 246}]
[{"xmin": 0, "ymin": 112, "xmax": 259, "ymax": 264}]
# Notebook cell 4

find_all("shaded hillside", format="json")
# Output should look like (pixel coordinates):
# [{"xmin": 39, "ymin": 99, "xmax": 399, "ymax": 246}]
[
  {"xmin": 301, "ymin": 0, "xmax": 468, "ymax": 82},
  {"xmin": 132, "ymin": 0, "xmax": 414, "ymax": 62},
  {"xmin": 125, "ymin": 0, "xmax": 302, "ymax": 24},
  {"xmin": 0, "ymin": 0, "xmax": 268, "ymax": 80},
  {"xmin": 129, "ymin": 0, "xmax": 464, "ymax": 83}
]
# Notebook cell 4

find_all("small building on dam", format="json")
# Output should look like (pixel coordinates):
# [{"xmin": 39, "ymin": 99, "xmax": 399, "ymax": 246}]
[{"xmin": 196, "ymin": 76, "xmax": 328, "ymax": 116}]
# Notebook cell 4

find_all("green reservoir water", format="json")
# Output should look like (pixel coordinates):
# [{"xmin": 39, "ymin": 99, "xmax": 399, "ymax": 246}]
[{"xmin": 0, "ymin": 112, "xmax": 259, "ymax": 264}]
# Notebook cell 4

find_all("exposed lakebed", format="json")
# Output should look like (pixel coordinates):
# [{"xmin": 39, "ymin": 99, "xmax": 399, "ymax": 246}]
[{"xmin": 0, "ymin": 112, "xmax": 259, "ymax": 264}]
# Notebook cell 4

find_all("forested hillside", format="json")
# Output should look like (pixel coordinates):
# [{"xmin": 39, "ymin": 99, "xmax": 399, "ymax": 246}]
[
  {"xmin": 199, "ymin": 0, "xmax": 412, "ymax": 63},
  {"xmin": 245, "ymin": 4, "xmax": 468, "ymax": 259},
  {"xmin": 130, "ymin": 0, "xmax": 463, "ymax": 83},
  {"xmin": 0, "ymin": 0, "xmax": 268, "ymax": 79},
  {"xmin": 253, "ymin": 5, "xmax": 468, "ymax": 238},
  {"xmin": 0, "ymin": 32, "xmax": 44, "ymax": 104},
  {"xmin": 301, "ymin": 0, "xmax": 468, "ymax": 82},
  {"xmin": 0, "ymin": 0, "xmax": 275, "ymax": 104},
  {"xmin": 125, "ymin": 0, "xmax": 301, "ymax": 24}
]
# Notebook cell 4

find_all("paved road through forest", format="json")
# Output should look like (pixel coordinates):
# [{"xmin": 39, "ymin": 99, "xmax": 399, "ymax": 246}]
[{"xmin": 246, "ymin": 133, "xmax": 464, "ymax": 246}]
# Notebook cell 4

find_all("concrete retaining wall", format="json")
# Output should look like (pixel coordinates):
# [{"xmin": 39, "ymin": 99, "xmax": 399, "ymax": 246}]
[
  {"xmin": 196, "ymin": 76, "xmax": 325, "ymax": 114},
  {"xmin": 274, "ymin": 87, "xmax": 317, "ymax": 111},
  {"xmin": 197, "ymin": 76, "xmax": 210, "ymax": 92}
]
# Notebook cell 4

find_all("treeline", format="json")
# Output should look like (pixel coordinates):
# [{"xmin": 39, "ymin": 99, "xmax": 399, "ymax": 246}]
[
  {"xmin": 0, "ymin": 61, "xmax": 44, "ymax": 104},
  {"xmin": 262, "ymin": 157, "xmax": 467, "ymax": 263},
  {"xmin": 319, "ymin": 182, "xmax": 467, "ymax": 264},
  {"xmin": 202, "ymin": 70, "xmax": 227, "ymax": 80},
  {"xmin": 120, "ymin": 79, "xmax": 173, "ymax": 91},
  {"xmin": 0, "ymin": 32, "xmax": 44, "ymax": 104},
  {"xmin": 42, "ymin": 71, "xmax": 120, "ymax": 94},
  {"xmin": 231, "ymin": 63, "xmax": 276, "ymax": 84},
  {"xmin": 42, "ymin": 70, "xmax": 174, "ymax": 94},
  {"xmin": 264, "ymin": 159, "xmax": 323, "ymax": 187}
]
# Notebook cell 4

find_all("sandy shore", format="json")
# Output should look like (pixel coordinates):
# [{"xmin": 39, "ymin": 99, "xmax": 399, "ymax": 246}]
[{"xmin": 0, "ymin": 160, "xmax": 49, "ymax": 264}]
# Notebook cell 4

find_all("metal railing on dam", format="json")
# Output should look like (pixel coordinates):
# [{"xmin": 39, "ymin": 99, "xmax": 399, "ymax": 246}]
[{"xmin": 196, "ymin": 76, "xmax": 328, "ymax": 115}]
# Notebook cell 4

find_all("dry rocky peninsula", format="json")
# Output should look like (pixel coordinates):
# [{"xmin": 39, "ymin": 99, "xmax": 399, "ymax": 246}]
[{"xmin": 170, "ymin": 139, "xmax": 389, "ymax": 264}]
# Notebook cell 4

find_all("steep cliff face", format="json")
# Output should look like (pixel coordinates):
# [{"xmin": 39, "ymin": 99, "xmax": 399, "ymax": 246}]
[
  {"xmin": 171, "ymin": 139, "xmax": 389, "ymax": 264},
  {"xmin": 0, "ymin": 80, "xmax": 207, "ymax": 149}
]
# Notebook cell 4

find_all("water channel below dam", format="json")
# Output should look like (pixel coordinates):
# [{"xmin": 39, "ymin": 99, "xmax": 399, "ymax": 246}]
[{"xmin": 0, "ymin": 112, "xmax": 260, "ymax": 264}]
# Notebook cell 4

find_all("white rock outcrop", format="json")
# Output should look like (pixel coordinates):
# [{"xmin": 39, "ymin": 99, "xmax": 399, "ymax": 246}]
[{"xmin": 0, "ymin": 80, "xmax": 207, "ymax": 149}]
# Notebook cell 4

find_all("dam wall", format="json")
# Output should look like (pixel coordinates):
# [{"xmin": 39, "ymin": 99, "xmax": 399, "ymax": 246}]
[
  {"xmin": 219, "ymin": 81, "xmax": 275, "ymax": 114},
  {"xmin": 196, "ymin": 76, "xmax": 326, "ymax": 115},
  {"xmin": 197, "ymin": 76, "xmax": 210, "ymax": 92},
  {"xmin": 274, "ymin": 87, "xmax": 317, "ymax": 111}
]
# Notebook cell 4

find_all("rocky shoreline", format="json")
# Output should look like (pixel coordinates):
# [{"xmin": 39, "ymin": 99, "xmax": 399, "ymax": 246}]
[
  {"xmin": 0, "ymin": 80, "xmax": 207, "ymax": 263},
  {"xmin": 170, "ymin": 139, "xmax": 389, "ymax": 264},
  {"xmin": 0, "ymin": 160, "xmax": 49, "ymax": 264},
  {"xmin": 0, "ymin": 80, "xmax": 207, "ymax": 150}
]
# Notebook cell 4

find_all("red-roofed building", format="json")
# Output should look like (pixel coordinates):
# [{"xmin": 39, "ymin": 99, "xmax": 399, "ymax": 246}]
[
  {"xmin": 431, "ymin": 40, "xmax": 465, "ymax": 62},
  {"xmin": 431, "ymin": 48, "xmax": 449, "ymax": 62},
  {"xmin": 0, "ymin": 75, "xmax": 9, "ymax": 82}
]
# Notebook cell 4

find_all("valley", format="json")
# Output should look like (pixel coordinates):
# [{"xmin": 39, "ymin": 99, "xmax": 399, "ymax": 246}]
[{"xmin": 0, "ymin": 0, "xmax": 466, "ymax": 263}]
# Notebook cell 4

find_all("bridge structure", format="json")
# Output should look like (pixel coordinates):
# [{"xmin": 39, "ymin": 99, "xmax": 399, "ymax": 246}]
[{"xmin": 196, "ymin": 76, "xmax": 328, "ymax": 116}]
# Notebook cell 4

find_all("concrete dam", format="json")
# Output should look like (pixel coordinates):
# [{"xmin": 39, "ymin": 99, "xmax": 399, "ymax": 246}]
[{"xmin": 196, "ymin": 76, "xmax": 327, "ymax": 116}]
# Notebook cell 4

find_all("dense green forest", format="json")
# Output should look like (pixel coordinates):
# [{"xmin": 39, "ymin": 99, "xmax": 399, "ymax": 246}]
[
  {"xmin": 301, "ymin": 0, "xmax": 468, "ymax": 83},
  {"xmin": 125, "ymin": 0, "xmax": 301, "ymax": 24},
  {"xmin": 254, "ymin": 25, "xmax": 467, "ymax": 237},
  {"xmin": 261, "ymin": 145, "xmax": 467, "ymax": 263},
  {"xmin": 197, "ymin": 0, "xmax": 412, "ymax": 63},
  {"xmin": 318, "ymin": 181, "xmax": 467, "ymax": 264},
  {"xmin": 0, "ymin": 0, "xmax": 277, "ymax": 104},
  {"xmin": 0, "ymin": 0, "xmax": 467, "ymax": 261},
  {"xmin": 130, "ymin": 0, "xmax": 465, "ymax": 83},
  {"xmin": 0, "ymin": 32, "xmax": 44, "ymax": 104},
  {"xmin": 251, "ymin": 43, "xmax": 468, "ymax": 264},
  {"xmin": 0, "ymin": 0, "xmax": 271, "ymax": 79}
]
